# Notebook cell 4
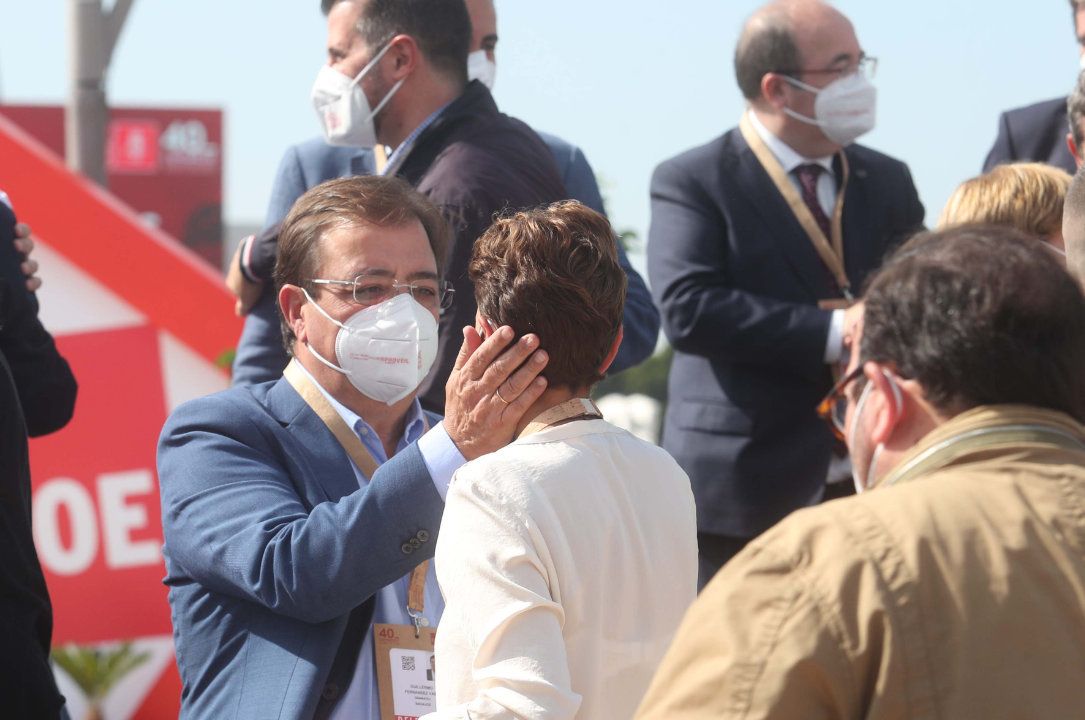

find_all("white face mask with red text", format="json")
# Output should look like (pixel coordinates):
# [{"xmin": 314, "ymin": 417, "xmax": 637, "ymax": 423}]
[
  {"xmin": 310, "ymin": 40, "xmax": 404, "ymax": 148},
  {"xmin": 302, "ymin": 290, "xmax": 437, "ymax": 405}
]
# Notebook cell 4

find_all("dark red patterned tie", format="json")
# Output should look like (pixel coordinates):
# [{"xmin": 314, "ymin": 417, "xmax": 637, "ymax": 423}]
[{"xmin": 794, "ymin": 163, "xmax": 831, "ymax": 238}]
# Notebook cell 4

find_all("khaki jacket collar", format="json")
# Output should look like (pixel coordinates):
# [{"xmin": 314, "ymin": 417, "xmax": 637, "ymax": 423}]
[{"xmin": 878, "ymin": 404, "xmax": 1085, "ymax": 489}]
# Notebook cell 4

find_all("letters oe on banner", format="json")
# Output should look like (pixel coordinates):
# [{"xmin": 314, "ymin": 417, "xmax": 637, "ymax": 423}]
[{"xmin": 29, "ymin": 325, "xmax": 173, "ymax": 643}]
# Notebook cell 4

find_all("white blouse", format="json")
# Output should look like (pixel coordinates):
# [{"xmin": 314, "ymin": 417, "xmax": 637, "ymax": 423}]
[{"xmin": 423, "ymin": 419, "xmax": 698, "ymax": 719}]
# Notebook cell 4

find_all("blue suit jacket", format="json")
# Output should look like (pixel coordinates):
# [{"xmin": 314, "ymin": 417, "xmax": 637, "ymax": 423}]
[
  {"xmin": 983, "ymin": 96, "xmax": 1077, "ymax": 174},
  {"xmin": 231, "ymin": 134, "xmax": 660, "ymax": 387},
  {"xmin": 157, "ymin": 377, "xmax": 444, "ymax": 719},
  {"xmin": 648, "ymin": 128, "xmax": 924, "ymax": 538}
]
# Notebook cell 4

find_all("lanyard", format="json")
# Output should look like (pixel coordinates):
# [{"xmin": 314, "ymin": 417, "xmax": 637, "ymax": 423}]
[
  {"xmin": 283, "ymin": 360, "xmax": 432, "ymax": 631},
  {"xmin": 738, "ymin": 113, "xmax": 853, "ymax": 300},
  {"xmin": 517, "ymin": 397, "xmax": 603, "ymax": 440}
]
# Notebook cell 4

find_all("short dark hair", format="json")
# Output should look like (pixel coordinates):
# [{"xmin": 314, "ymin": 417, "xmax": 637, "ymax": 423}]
[
  {"xmin": 274, "ymin": 175, "xmax": 451, "ymax": 354},
  {"xmin": 734, "ymin": 7, "xmax": 800, "ymax": 101},
  {"xmin": 859, "ymin": 225, "xmax": 1085, "ymax": 422},
  {"xmin": 469, "ymin": 201, "xmax": 627, "ymax": 390},
  {"xmin": 323, "ymin": 0, "xmax": 470, "ymax": 82}
]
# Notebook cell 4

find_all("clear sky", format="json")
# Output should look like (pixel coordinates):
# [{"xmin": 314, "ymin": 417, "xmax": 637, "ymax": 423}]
[{"xmin": 1, "ymin": 0, "xmax": 1080, "ymax": 248}]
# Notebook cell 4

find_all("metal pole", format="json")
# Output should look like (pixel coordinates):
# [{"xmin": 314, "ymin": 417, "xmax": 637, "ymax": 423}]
[{"xmin": 66, "ymin": 0, "xmax": 136, "ymax": 187}]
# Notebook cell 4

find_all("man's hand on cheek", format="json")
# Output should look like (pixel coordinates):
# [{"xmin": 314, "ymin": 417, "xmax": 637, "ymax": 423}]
[{"xmin": 443, "ymin": 325, "xmax": 548, "ymax": 460}]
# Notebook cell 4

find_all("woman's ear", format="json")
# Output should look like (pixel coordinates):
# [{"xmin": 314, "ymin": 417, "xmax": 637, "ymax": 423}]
[
  {"xmin": 475, "ymin": 312, "xmax": 496, "ymax": 339},
  {"xmin": 599, "ymin": 325, "xmax": 624, "ymax": 375}
]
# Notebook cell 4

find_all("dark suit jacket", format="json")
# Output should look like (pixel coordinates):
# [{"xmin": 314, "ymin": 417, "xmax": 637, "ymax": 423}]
[
  {"xmin": 983, "ymin": 96, "xmax": 1077, "ymax": 174},
  {"xmin": 158, "ymin": 378, "xmax": 444, "ymax": 719},
  {"xmin": 394, "ymin": 81, "xmax": 568, "ymax": 412},
  {"xmin": 648, "ymin": 127, "xmax": 924, "ymax": 538}
]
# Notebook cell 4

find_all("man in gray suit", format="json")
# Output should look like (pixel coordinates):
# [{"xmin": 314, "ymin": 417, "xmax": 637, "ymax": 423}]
[{"xmin": 228, "ymin": 0, "xmax": 659, "ymax": 388}]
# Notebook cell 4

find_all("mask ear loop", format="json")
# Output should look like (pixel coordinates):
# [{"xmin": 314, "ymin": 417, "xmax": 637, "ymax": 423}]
[
  {"xmin": 347, "ymin": 37, "xmax": 397, "ymax": 88},
  {"xmin": 779, "ymin": 75, "xmax": 826, "ymax": 127},
  {"xmin": 863, "ymin": 369, "xmax": 904, "ymax": 491},
  {"xmin": 299, "ymin": 287, "xmax": 353, "ymax": 376},
  {"xmin": 346, "ymin": 39, "xmax": 405, "ymax": 124},
  {"xmin": 883, "ymin": 369, "xmax": 904, "ymax": 415},
  {"xmin": 302, "ymin": 288, "xmax": 350, "ymax": 330}
]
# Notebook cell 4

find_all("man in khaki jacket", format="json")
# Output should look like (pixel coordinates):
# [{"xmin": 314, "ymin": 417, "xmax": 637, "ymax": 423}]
[{"xmin": 637, "ymin": 225, "xmax": 1085, "ymax": 719}]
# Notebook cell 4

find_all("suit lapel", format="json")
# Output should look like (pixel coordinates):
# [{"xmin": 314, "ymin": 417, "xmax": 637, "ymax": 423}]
[
  {"xmin": 729, "ymin": 131, "xmax": 835, "ymax": 299},
  {"xmin": 265, "ymin": 377, "xmax": 362, "ymax": 504}
]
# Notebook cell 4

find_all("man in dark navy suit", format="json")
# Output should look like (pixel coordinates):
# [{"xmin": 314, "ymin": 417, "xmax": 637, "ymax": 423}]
[
  {"xmin": 982, "ymin": 0, "xmax": 1085, "ymax": 174},
  {"xmin": 648, "ymin": 0, "xmax": 924, "ymax": 588}
]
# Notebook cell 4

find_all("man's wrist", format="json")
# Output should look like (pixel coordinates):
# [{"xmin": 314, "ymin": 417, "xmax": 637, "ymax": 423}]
[
  {"xmin": 823, "ymin": 308, "xmax": 846, "ymax": 364},
  {"xmin": 419, "ymin": 421, "xmax": 466, "ymax": 500},
  {"xmin": 236, "ymin": 234, "xmax": 261, "ymax": 284}
]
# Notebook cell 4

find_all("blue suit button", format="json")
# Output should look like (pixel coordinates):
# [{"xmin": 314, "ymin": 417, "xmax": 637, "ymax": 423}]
[
  {"xmin": 401, "ymin": 543, "xmax": 414, "ymax": 555},
  {"xmin": 417, "ymin": 530, "xmax": 430, "ymax": 543}
]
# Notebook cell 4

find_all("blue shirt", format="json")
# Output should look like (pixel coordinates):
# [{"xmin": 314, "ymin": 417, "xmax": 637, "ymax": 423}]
[{"xmin": 296, "ymin": 365, "xmax": 462, "ymax": 719}]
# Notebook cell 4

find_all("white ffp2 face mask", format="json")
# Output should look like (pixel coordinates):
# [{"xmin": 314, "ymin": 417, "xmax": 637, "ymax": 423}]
[
  {"xmin": 301, "ymin": 290, "xmax": 438, "ymax": 405},
  {"xmin": 783, "ymin": 72, "xmax": 877, "ymax": 147},
  {"xmin": 467, "ymin": 49, "xmax": 497, "ymax": 90},
  {"xmin": 310, "ymin": 41, "xmax": 405, "ymax": 148}
]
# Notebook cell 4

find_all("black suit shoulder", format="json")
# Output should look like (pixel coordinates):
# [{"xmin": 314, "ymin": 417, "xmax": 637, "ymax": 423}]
[
  {"xmin": 1001, "ymin": 96, "xmax": 1067, "ymax": 126},
  {"xmin": 650, "ymin": 132, "xmax": 741, "ymax": 216},
  {"xmin": 844, "ymin": 142, "xmax": 912, "ymax": 169},
  {"xmin": 984, "ymin": 96, "xmax": 1075, "ymax": 173},
  {"xmin": 656, "ymin": 132, "xmax": 733, "ymax": 172}
]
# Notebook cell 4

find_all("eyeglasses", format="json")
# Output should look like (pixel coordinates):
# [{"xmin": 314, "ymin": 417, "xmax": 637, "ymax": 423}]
[
  {"xmin": 816, "ymin": 364, "xmax": 865, "ymax": 442},
  {"xmin": 777, "ymin": 54, "xmax": 878, "ymax": 81},
  {"xmin": 310, "ymin": 273, "xmax": 455, "ymax": 312}
]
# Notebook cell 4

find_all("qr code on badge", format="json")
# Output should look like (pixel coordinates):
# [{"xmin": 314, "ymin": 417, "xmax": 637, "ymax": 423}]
[{"xmin": 401, "ymin": 655, "xmax": 416, "ymax": 672}]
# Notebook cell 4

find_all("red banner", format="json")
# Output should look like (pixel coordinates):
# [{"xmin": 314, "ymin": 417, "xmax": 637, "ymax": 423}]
[
  {"xmin": 0, "ymin": 104, "xmax": 223, "ymax": 268},
  {"xmin": 30, "ymin": 324, "xmax": 172, "ymax": 643}
]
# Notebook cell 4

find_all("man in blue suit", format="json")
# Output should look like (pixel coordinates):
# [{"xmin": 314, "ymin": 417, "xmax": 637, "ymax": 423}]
[
  {"xmin": 228, "ymin": 0, "xmax": 659, "ymax": 389},
  {"xmin": 159, "ymin": 176, "xmax": 549, "ymax": 719},
  {"xmin": 648, "ymin": 0, "xmax": 924, "ymax": 588},
  {"xmin": 982, "ymin": 0, "xmax": 1084, "ymax": 174}
]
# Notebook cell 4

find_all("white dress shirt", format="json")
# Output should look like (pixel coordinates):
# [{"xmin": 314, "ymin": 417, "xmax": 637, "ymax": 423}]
[{"xmin": 423, "ymin": 418, "xmax": 698, "ymax": 720}]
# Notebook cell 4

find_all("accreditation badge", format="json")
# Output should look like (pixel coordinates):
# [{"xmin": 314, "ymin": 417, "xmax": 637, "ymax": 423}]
[{"xmin": 374, "ymin": 622, "xmax": 438, "ymax": 720}]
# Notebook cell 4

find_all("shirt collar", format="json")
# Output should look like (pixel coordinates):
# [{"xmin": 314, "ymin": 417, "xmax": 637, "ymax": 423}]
[
  {"xmin": 381, "ymin": 100, "xmax": 454, "ymax": 176},
  {"xmin": 878, "ymin": 404, "xmax": 1085, "ymax": 489},
  {"xmin": 746, "ymin": 109, "xmax": 834, "ymax": 175},
  {"xmin": 292, "ymin": 361, "xmax": 427, "ymax": 446}
]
